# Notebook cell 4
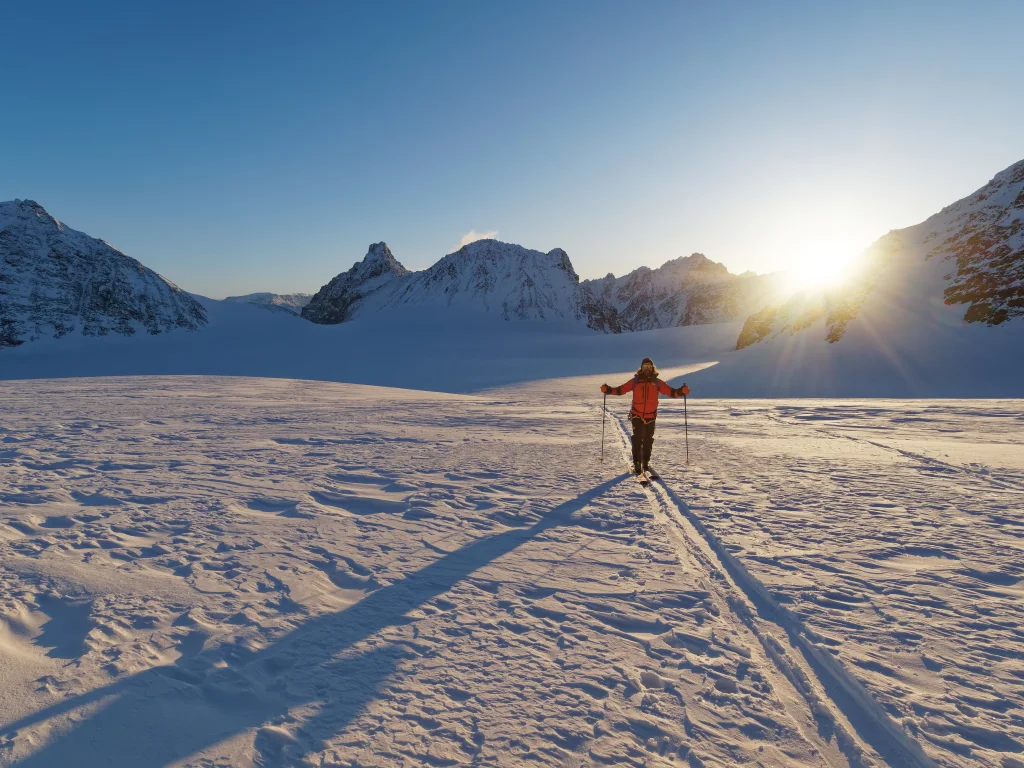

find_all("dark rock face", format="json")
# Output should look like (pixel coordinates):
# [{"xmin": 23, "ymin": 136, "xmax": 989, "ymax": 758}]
[
  {"xmin": 579, "ymin": 254, "xmax": 784, "ymax": 333},
  {"xmin": 0, "ymin": 200, "xmax": 206, "ymax": 348},
  {"xmin": 301, "ymin": 242, "xmax": 410, "ymax": 324},
  {"xmin": 929, "ymin": 159, "xmax": 1024, "ymax": 325},
  {"xmin": 733, "ymin": 157, "xmax": 1024, "ymax": 350}
]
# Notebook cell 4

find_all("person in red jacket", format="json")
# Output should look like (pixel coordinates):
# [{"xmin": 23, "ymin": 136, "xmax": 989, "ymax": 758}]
[{"xmin": 601, "ymin": 357, "xmax": 688, "ymax": 475}]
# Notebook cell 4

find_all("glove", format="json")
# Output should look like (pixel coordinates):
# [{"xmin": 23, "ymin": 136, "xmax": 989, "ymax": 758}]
[
  {"xmin": 600, "ymin": 384, "xmax": 610, "ymax": 394},
  {"xmin": 679, "ymin": 384, "xmax": 690, "ymax": 397}
]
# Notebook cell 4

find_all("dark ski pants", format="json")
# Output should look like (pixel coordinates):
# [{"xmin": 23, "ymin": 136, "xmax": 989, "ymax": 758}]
[{"xmin": 630, "ymin": 416, "xmax": 656, "ymax": 467}]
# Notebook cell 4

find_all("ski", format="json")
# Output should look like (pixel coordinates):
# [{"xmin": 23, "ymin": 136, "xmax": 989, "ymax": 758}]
[
  {"xmin": 645, "ymin": 468, "xmax": 659, "ymax": 480},
  {"xmin": 629, "ymin": 462, "xmax": 650, "ymax": 486}
]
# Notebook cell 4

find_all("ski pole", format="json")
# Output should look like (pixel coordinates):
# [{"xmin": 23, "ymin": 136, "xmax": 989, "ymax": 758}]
[
  {"xmin": 600, "ymin": 392, "xmax": 607, "ymax": 462},
  {"xmin": 679, "ymin": 383, "xmax": 691, "ymax": 466},
  {"xmin": 684, "ymin": 395, "xmax": 689, "ymax": 465}
]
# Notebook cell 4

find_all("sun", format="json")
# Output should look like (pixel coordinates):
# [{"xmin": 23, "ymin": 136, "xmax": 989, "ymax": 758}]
[{"xmin": 786, "ymin": 242, "xmax": 860, "ymax": 293}]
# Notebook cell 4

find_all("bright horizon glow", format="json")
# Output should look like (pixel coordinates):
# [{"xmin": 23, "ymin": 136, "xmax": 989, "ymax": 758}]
[
  {"xmin": 2, "ymin": 1, "xmax": 1023, "ymax": 298},
  {"xmin": 785, "ymin": 241, "xmax": 862, "ymax": 293}
]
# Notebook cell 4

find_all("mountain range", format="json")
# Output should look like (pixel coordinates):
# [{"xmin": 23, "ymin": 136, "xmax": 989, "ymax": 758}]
[
  {"xmin": 2, "ymin": 156, "xmax": 1022, "ymax": 397},
  {"xmin": 301, "ymin": 240, "xmax": 784, "ymax": 332},
  {"xmin": 223, "ymin": 292, "xmax": 312, "ymax": 315}
]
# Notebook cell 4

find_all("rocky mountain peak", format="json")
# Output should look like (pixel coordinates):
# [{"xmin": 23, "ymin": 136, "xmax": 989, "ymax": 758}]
[
  {"xmin": 301, "ymin": 243, "xmax": 411, "ymax": 325},
  {"xmin": 0, "ymin": 200, "xmax": 206, "ymax": 348}
]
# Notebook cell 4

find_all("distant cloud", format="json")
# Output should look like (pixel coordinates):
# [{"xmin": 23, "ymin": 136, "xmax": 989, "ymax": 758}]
[{"xmin": 456, "ymin": 229, "xmax": 498, "ymax": 250}]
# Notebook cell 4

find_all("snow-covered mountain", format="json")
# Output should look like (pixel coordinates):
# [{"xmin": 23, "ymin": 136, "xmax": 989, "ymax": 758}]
[
  {"xmin": 688, "ymin": 157, "xmax": 1024, "ymax": 396},
  {"xmin": 0, "ymin": 200, "xmax": 206, "ymax": 348},
  {"xmin": 579, "ymin": 253, "xmax": 787, "ymax": 333},
  {"xmin": 223, "ymin": 292, "xmax": 311, "ymax": 315},
  {"xmin": 735, "ymin": 157, "xmax": 1024, "ymax": 350},
  {"xmin": 304, "ymin": 240, "xmax": 778, "ymax": 331},
  {"xmin": 302, "ymin": 242, "xmax": 410, "ymax": 324},
  {"xmin": 304, "ymin": 239, "xmax": 587, "ymax": 325}
]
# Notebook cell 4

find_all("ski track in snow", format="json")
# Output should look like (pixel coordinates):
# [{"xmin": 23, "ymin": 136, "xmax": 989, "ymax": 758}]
[
  {"xmin": 646, "ymin": 400, "xmax": 1024, "ymax": 768},
  {"xmin": 0, "ymin": 377, "xmax": 1021, "ymax": 768}
]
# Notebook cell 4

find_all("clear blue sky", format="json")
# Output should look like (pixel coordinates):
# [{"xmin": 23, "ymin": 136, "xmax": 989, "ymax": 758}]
[{"xmin": 3, "ymin": 0, "xmax": 1021, "ymax": 298}]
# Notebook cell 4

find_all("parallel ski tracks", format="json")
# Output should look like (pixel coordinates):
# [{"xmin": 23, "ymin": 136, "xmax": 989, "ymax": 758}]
[{"xmin": 609, "ymin": 414, "xmax": 938, "ymax": 768}]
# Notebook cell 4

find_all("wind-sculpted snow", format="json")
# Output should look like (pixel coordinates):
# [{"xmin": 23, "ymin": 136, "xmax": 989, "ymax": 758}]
[
  {"xmin": 0, "ymin": 200, "xmax": 206, "ymax": 348},
  {"xmin": 648, "ymin": 399, "xmax": 1024, "ymax": 768},
  {"xmin": 6, "ymin": 375, "xmax": 977, "ymax": 768}
]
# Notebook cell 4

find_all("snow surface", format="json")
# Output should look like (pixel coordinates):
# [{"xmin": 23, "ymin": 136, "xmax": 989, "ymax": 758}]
[
  {"xmin": 0, "ymin": 298, "xmax": 733, "ymax": 393},
  {"xmin": 1, "ymin": 375, "xmax": 1022, "ymax": 767}
]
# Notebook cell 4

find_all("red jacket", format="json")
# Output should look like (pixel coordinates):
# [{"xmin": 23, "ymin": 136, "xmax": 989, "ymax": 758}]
[{"xmin": 609, "ymin": 375, "xmax": 683, "ymax": 420}]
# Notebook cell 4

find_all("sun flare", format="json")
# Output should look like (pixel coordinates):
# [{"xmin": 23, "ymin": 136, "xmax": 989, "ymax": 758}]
[{"xmin": 786, "ymin": 242, "xmax": 860, "ymax": 293}]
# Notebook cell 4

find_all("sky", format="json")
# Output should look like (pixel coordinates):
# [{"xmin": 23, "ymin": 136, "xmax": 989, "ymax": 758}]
[{"xmin": 2, "ymin": 0, "xmax": 1022, "ymax": 298}]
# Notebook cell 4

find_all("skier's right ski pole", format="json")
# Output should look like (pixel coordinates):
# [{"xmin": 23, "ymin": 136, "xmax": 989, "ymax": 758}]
[
  {"xmin": 680, "ymin": 383, "xmax": 691, "ymax": 466},
  {"xmin": 601, "ymin": 392, "xmax": 607, "ymax": 463},
  {"xmin": 684, "ymin": 396, "xmax": 689, "ymax": 465}
]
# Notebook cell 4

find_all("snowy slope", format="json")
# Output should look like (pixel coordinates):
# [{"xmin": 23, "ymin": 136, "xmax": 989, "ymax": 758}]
[
  {"xmin": 0, "ymin": 200, "xmax": 206, "ymax": 348},
  {"xmin": 689, "ymin": 158, "xmax": 1024, "ymax": 396},
  {"xmin": 579, "ymin": 253, "xmax": 787, "ymax": 332},
  {"xmin": 2, "ymin": 376, "xmax": 1021, "ymax": 767},
  {"xmin": 223, "ymin": 292, "xmax": 311, "ymax": 315},
  {"xmin": 0, "ymin": 295, "xmax": 732, "ymax": 392}
]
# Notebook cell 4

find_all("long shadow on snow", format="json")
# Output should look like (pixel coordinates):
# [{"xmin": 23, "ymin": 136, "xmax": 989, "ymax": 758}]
[{"xmin": 3, "ymin": 475, "xmax": 628, "ymax": 767}]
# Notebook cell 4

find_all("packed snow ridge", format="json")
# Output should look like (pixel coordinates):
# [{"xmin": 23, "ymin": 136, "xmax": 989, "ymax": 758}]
[
  {"xmin": 0, "ymin": 199, "xmax": 206, "ymax": 348},
  {"xmin": 303, "ymin": 239, "xmax": 779, "ymax": 332}
]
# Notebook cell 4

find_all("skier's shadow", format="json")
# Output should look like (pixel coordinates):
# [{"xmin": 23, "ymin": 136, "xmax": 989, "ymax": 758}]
[{"xmin": 2, "ymin": 475, "xmax": 628, "ymax": 767}]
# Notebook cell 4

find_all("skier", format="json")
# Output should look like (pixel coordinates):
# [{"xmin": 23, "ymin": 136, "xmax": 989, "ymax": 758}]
[{"xmin": 601, "ymin": 358, "xmax": 688, "ymax": 477}]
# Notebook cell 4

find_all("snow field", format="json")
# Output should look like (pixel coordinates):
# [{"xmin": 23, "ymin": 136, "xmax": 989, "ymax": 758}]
[
  {"xmin": 0, "ymin": 376, "xmax": 1021, "ymax": 767},
  {"xmin": 3, "ymin": 376, "xmax": 844, "ymax": 767},
  {"xmin": 644, "ymin": 400, "xmax": 1024, "ymax": 768}
]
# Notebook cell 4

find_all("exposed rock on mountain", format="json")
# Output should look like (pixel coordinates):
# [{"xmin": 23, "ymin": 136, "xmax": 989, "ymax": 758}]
[
  {"xmin": 928, "ymin": 159, "xmax": 1024, "ymax": 325},
  {"xmin": 305, "ymin": 240, "xmax": 778, "ymax": 332},
  {"xmin": 361, "ymin": 240, "xmax": 585, "ymax": 322},
  {"xmin": 735, "ymin": 157, "xmax": 1024, "ymax": 349},
  {"xmin": 301, "ymin": 242, "xmax": 410, "ymax": 324},
  {"xmin": 305, "ymin": 240, "xmax": 586, "ymax": 325},
  {"xmin": 0, "ymin": 200, "xmax": 206, "ymax": 348},
  {"xmin": 579, "ymin": 253, "xmax": 785, "ymax": 333},
  {"xmin": 223, "ymin": 292, "xmax": 312, "ymax": 315}
]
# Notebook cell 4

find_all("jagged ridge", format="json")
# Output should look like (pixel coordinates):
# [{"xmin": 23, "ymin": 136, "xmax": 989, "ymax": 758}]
[
  {"xmin": 0, "ymin": 200, "xmax": 206, "ymax": 348},
  {"xmin": 305, "ymin": 240, "xmax": 776, "ymax": 332}
]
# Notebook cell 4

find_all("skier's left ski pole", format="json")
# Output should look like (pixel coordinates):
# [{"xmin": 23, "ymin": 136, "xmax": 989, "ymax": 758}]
[{"xmin": 600, "ymin": 392, "xmax": 607, "ymax": 463}]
